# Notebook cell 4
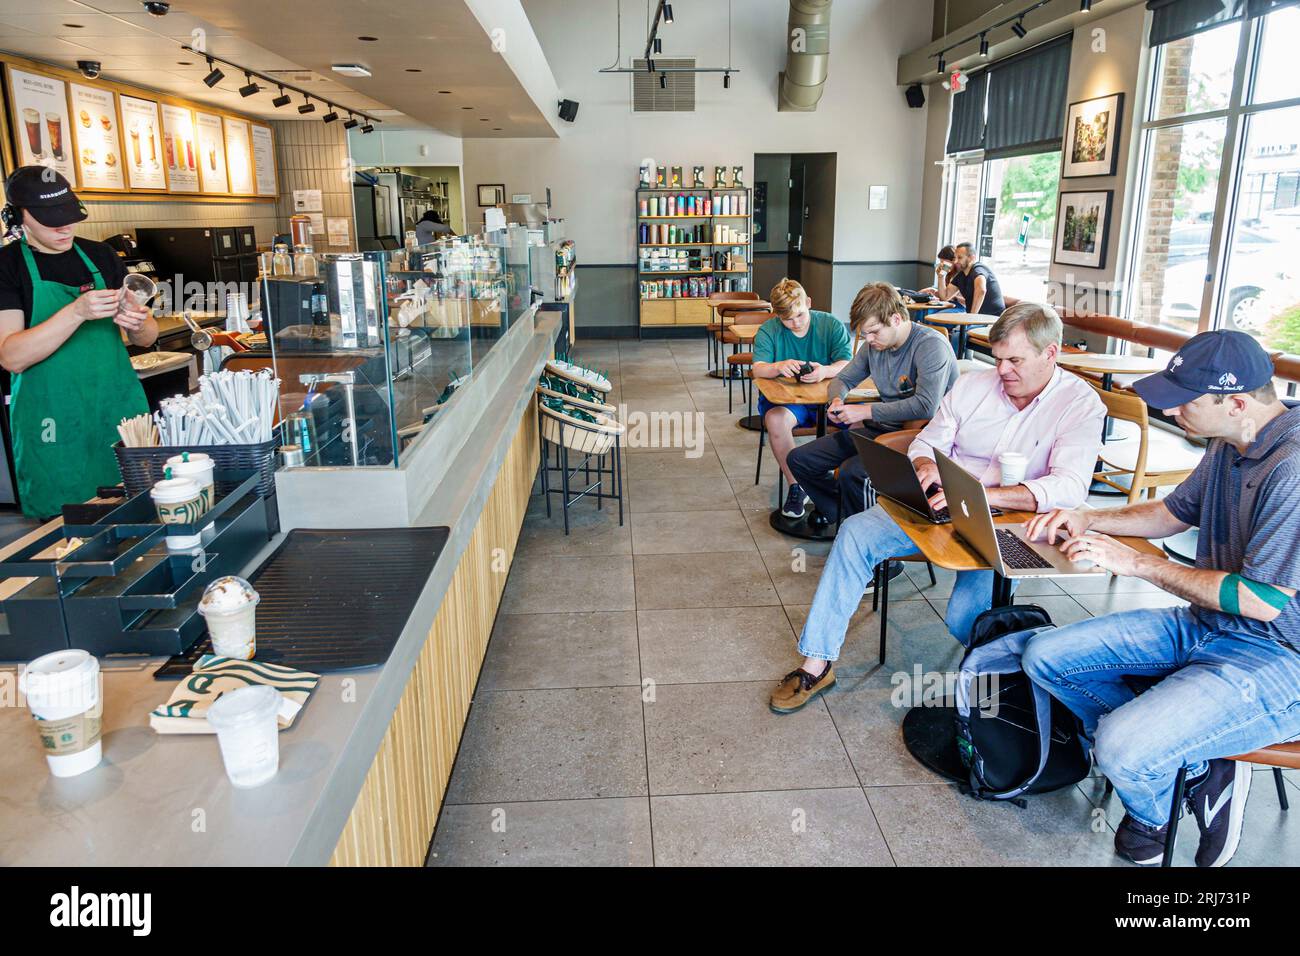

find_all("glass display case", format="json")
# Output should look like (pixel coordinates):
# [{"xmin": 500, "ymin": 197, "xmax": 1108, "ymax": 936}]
[{"xmin": 259, "ymin": 236, "xmax": 516, "ymax": 468}]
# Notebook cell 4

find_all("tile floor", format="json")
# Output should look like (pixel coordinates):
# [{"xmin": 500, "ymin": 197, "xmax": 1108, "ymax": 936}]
[{"xmin": 427, "ymin": 337, "xmax": 1300, "ymax": 867}]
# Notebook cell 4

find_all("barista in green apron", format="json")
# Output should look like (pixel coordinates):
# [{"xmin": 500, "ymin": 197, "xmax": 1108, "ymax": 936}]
[{"xmin": 0, "ymin": 167, "xmax": 156, "ymax": 518}]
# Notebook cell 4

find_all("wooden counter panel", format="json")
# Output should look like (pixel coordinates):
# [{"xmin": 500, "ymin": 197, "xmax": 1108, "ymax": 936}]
[{"xmin": 330, "ymin": 403, "xmax": 539, "ymax": 866}]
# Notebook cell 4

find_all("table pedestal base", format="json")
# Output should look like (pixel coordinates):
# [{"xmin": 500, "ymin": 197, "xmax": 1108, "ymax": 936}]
[
  {"xmin": 768, "ymin": 508, "xmax": 838, "ymax": 542},
  {"xmin": 901, "ymin": 705, "xmax": 968, "ymax": 783},
  {"xmin": 738, "ymin": 415, "xmax": 762, "ymax": 432}
]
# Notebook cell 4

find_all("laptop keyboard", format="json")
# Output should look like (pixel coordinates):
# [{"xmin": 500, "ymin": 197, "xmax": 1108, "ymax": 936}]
[
  {"xmin": 995, "ymin": 529, "xmax": 1054, "ymax": 570},
  {"xmin": 930, "ymin": 506, "xmax": 952, "ymax": 524}
]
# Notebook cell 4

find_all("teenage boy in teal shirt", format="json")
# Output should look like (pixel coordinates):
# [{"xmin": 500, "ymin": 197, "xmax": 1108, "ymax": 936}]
[{"xmin": 752, "ymin": 278, "xmax": 852, "ymax": 519}]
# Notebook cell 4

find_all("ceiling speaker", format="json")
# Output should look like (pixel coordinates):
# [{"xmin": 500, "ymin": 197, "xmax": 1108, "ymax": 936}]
[
  {"xmin": 905, "ymin": 84, "xmax": 925, "ymax": 109},
  {"xmin": 558, "ymin": 99, "xmax": 579, "ymax": 122}
]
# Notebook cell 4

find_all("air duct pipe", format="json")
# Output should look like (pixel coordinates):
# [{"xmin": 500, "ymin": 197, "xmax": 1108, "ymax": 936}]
[{"xmin": 778, "ymin": 0, "xmax": 832, "ymax": 112}]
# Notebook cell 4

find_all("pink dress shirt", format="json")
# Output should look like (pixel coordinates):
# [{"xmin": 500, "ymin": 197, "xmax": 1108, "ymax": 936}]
[{"xmin": 908, "ymin": 367, "xmax": 1106, "ymax": 512}]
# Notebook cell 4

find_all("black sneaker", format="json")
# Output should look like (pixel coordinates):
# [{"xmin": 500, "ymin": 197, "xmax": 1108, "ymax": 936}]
[
  {"xmin": 1186, "ymin": 759, "xmax": 1252, "ymax": 868},
  {"xmin": 781, "ymin": 483, "xmax": 811, "ymax": 519},
  {"xmin": 1114, "ymin": 813, "xmax": 1169, "ymax": 866},
  {"xmin": 864, "ymin": 560, "xmax": 906, "ymax": 595}
]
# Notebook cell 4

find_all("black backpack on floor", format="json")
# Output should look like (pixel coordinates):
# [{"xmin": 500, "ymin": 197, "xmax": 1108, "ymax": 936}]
[{"xmin": 954, "ymin": 605, "xmax": 1091, "ymax": 804}]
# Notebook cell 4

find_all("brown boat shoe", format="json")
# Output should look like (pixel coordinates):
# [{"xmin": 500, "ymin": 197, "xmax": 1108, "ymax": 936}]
[{"xmin": 769, "ymin": 664, "xmax": 836, "ymax": 714}]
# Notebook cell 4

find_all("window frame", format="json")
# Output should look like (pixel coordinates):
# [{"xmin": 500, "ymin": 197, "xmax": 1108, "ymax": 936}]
[{"xmin": 1126, "ymin": 11, "xmax": 1300, "ymax": 333}]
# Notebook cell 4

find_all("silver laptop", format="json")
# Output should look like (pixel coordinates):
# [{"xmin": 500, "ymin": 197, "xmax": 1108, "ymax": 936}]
[{"xmin": 933, "ymin": 449, "xmax": 1104, "ymax": 579}]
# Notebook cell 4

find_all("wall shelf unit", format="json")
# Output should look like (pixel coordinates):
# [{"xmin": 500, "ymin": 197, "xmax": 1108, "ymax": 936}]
[{"xmin": 636, "ymin": 183, "xmax": 752, "ymax": 331}]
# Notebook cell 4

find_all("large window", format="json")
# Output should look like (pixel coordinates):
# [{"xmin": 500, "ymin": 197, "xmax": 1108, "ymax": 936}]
[
  {"xmin": 981, "ymin": 151, "xmax": 1061, "ymax": 302},
  {"xmin": 1128, "ymin": 6, "xmax": 1300, "ymax": 350}
]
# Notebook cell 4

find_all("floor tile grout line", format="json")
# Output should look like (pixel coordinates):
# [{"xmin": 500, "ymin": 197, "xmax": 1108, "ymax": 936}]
[{"xmin": 442, "ymin": 782, "xmax": 943, "ymax": 810}]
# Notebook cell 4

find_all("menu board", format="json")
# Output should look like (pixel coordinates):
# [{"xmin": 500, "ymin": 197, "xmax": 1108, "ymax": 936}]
[
  {"xmin": 194, "ymin": 111, "xmax": 228, "ymax": 194},
  {"xmin": 117, "ymin": 94, "xmax": 166, "ymax": 190},
  {"xmin": 222, "ymin": 116, "xmax": 253, "ymax": 195},
  {"xmin": 6, "ymin": 66, "xmax": 75, "ymax": 182},
  {"xmin": 68, "ymin": 83, "xmax": 124, "ymax": 190},
  {"xmin": 250, "ymin": 123, "xmax": 277, "ymax": 196},
  {"xmin": 159, "ymin": 103, "xmax": 199, "ymax": 193}
]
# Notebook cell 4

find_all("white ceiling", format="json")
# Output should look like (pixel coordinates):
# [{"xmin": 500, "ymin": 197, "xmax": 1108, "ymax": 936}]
[
  {"xmin": 0, "ymin": 0, "xmax": 557, "ymax": 135},
  {"xmin": 0, "ymin": 0, "xmax": 556, "ymax": 134}
]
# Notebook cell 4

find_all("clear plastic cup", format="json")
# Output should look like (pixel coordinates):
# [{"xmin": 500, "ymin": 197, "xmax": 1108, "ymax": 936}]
[
  {"xmin": 197, "ymin": 576, "xmax": 260, "ymax": 660},
  {"xmin": 19, "ymin": 649, "xmax": 103, "ymax": 778},
  {"xmin": 206, "ymin": 685, "xmax": 281, "ymax": 788}
]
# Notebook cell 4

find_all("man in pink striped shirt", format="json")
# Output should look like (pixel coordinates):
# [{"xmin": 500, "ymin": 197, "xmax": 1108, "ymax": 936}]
[{"xmin": 771, "ymin": 302, "xmax": 1106, "ymax": 714}]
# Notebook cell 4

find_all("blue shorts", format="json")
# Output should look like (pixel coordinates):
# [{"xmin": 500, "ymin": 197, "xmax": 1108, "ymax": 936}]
[{"xmin": 758, "ymin": 394, "xmax": 819, "ymax": 429}]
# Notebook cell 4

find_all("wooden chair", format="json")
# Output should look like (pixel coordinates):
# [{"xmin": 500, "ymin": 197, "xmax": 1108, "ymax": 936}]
[
  {"xmin": 1156, "ymin": 744, "xmax": 1294, "ymax": 867},
  {"xmin": 706, "ymin": 292, "xmax": 764, "ymax": 373},
  {"xmin": 1086, "ymin": 381, "xmax": 1202, "ymax": 503}
]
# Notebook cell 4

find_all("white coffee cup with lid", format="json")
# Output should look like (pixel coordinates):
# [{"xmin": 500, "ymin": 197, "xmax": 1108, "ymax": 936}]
[
  {"xmin": 19, "ymin": 649, "xmax": 103, "ymax": 778},
  {"xmin": 998, "ymin": 451, "xmax": 1029, "ymax": 487},
  {"xmin": 150, "ymin": 475, "xmax": 205, "ymax": 526},
  {"xmin": 164, "ymin": 452, "xmax": 214, "ymax": 510}
]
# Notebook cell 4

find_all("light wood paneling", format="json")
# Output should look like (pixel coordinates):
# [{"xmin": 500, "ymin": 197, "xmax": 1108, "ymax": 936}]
[{"xmin": 330, "ymin": 404, "xmax": 539, "ymax": 866}]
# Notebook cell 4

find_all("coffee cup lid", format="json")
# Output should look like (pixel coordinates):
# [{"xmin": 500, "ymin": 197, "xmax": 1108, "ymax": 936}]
[
  {"xmin": 164, "ymin": 452, "xmax": 213, "ymax": 467},
  {"xmin": 19, "ymin": 648, "xmax": 98, "ymax": 697},
  {"xmin": 150, "ymin": 476, "xmax": 200, "ymax": 503}
]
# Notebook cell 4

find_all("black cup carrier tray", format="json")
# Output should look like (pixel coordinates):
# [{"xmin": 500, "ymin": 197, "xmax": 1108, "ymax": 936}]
[{"xmin": 0, "ymin": 470, "xmax": 271, "ymax": 662}]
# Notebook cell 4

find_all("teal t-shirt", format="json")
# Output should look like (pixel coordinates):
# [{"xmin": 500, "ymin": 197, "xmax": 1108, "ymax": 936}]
[{"xmin": 753, "ymin": 309, "xmax": 852, "ymax": 366}]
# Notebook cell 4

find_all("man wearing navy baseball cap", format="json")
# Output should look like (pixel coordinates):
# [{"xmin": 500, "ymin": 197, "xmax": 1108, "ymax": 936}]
[{"xmin": 1017, "ymin": 330, "xmax": 1300, "ymax": 868}]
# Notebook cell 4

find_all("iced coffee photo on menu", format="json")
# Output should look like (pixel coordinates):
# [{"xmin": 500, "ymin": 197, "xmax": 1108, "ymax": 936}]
[{"xmin": 7, "ymin": 65, "xmax": 75, "ymax": 180}]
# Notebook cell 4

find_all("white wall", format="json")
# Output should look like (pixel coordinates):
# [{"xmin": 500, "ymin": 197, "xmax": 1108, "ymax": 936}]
[
  {"xmin": 348, "ymin": 128, "xmax": 464, "ymax": 167},
  {"xmin": 464, "ymin": 0, "xmax": 934, "ymax": 268}
]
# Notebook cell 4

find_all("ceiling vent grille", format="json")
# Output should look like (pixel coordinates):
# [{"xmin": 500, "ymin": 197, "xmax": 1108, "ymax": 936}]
[{"xmin": 633, "ymin": 58, "xmax": 695, "ymax": 112}]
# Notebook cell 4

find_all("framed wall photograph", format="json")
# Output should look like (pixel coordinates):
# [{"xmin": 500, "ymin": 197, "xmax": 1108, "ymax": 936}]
[
  {"xmin": 477, "ymin": 183, "xmax": 504, "ymax": 206},
  {"xmin": 1062, "ymin": 92, "xmax": 1124, "ymax": 179},
  {"xmin": 116, "ymin": 94, "xmax": 167, "ymax": 191},
  {"xmin": 6, "ymin": 65, "xmax": 76, "ymax": 183},
  {"xmin": 1053, "ymin": 190, "xmax": 1114, "ymax": 270},
  {"xmin": 69, "ymin": 82, "xmax": 125, "ymax": 191}
]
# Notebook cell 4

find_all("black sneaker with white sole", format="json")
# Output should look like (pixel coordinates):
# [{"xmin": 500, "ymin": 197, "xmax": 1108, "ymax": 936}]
[
  {"xmin": 781, "ymin": 483, "xmax": 811, "ymax": 519},
  {"xmin": 1114, "ymin": 812, "xmax": 1170, "ymax": 866},
  {"xmin": 1186, "ymin": 758, "xmax": 1252, "ymax": 868}
]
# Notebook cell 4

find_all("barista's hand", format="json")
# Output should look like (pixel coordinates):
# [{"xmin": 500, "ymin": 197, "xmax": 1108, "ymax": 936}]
[
  {"xmin": 114, "ymin": 300, "xmax": 149, "ymax": 333},
  {"xmin": 72, "ymin": 289, "xmax": 120, "ymax": 323}
]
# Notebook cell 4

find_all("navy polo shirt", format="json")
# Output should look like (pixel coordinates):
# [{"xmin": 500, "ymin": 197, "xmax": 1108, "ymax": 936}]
[{"xmin": 1164, "ymin": 406, "xmax": 1300, "ymax": 646}]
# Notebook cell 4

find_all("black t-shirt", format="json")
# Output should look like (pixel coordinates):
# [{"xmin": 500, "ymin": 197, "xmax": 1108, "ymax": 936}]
[
  {"xmin": 0, "ymin": 237, "xmax": 127, "ymax": 328},
  {"xmin": 951, "ymin": 262, "xmax": 1006, "ymax": 317}
]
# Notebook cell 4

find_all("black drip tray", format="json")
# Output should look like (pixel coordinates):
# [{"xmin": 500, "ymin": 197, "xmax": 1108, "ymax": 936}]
[{"xmin": 155, "ymin": 527, "xmax": 450, "ymax": 677}]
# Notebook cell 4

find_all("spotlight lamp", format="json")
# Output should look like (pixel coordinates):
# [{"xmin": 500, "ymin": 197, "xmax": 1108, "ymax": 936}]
[
  {"xmin": 360, "ymin": 123, "xmax": 375, "ymax": 134},
  {"xmin": 979, "ymin": 33, "xmax": 989, "ymax": 56},
  {"xmin": 723, "ymin": 71, "xmax": 730, "ymax": 89},
  {"xmin": 654, "ymin": 37, "xmax": 662, "ymax": 54},
  {"xmin": 937, "ymin": 54, "xmax": 946, "ymax": 74},
  {"xmin": 322, "ymin": 109, "xmax": 339, "ymax": 123},
  {"xmin": 298, "ymin": 97, "xmax": 316, "ymax": 114},
  {"xmin": 271, "ymin": 87, "xmax": 291, "ymax": 108},
  {"xmin": 238, "ymin": 72, "xmax": 259, "ymax": 97},
  {"xmin": 663, "ymin": 3, "xmax": 673, "ymax": 24},
  {"xmin": 202, "ymin": 57, "xmax": 223, "ymax": 87},
  {"xmin": 1011, "ymin": 17, "xmax": 1027, "ymax": 38},
  {"xmin": 660, "ymin": 72, "xmax": 667, "ymax": 89},
  {"xmin": 1081, "ymin": 0, "xmax": 1093, "ymax": 10},
  {"xmin": 343, "ymin": 115, "xmax": 359, "ymax": 129}
]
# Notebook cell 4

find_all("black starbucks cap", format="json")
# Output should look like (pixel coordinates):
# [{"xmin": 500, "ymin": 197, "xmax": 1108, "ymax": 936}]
[{"xmin": 5, "ymin": 165, "xmax": 88, "ymax": 227}]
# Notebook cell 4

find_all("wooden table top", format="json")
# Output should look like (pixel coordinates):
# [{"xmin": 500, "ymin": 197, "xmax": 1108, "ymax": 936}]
[
  {"xmin": 906, "ymin": 301, "xmax": 947, "ymax": 311},
  {"xmin": 755, "ymin": 376, "xmax": 874, "ymax": 406},
  {"xmin": 878, "ymin": 497, "xmax": 1166, "ymax": 572},
  {"xmin": 1058, "ymin": 352, "xmax": 1167, "ymax": 375},
  {"xmin": 920, "ymin": 312, "xmax": 993, "ymax": 327}
]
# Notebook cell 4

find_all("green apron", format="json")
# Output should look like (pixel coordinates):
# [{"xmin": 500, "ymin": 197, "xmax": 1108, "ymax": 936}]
[{"xmin": 10, "ymin": 239, "xmax": 148, "ymax": 518}]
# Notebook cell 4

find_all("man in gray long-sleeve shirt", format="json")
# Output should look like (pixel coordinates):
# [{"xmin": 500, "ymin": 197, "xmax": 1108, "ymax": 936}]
[{"xmin": 788, "ymin": 282, "xmax": 959, "ymax": 525}]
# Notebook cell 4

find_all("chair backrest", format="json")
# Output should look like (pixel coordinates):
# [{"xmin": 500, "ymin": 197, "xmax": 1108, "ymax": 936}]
[
  {"xmin": 1087, "ymin": 378, "xmax": 1149, "ymax": 429},
  {"xmin": 707, "ymin": 290, "xmax": 759, "ymax": 306},
  {"xmin": 873, "ymin": 427, "xmax": 923, "ymax": 454}
]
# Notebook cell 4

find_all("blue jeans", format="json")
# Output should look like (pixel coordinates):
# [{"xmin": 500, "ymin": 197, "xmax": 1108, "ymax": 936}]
[
  {"xmin": 798, "ymin": 504, "xmax": 1000, "ymax": 659},
  {"xmin": 1022, "ymin": 607, "xmax": 1300, "ymax": 828}
]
